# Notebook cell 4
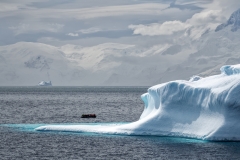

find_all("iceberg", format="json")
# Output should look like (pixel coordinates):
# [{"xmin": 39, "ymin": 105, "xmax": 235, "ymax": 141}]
[
  {"xmin": 36, "ymin": 65, "xmax": 240, "ymax": 141},
  {"xmin": 38, "ymin": 81, "xmax": 52, "ymax": 86}
]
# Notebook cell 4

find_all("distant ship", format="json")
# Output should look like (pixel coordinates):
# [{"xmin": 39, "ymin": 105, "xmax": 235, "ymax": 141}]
[{"xmin": 38, "ymin": 81, "xmax": 52, "ymax": 86}]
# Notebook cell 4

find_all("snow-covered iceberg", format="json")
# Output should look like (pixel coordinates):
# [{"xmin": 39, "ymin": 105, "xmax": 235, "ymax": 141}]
[
  {"xmin": 38, "ymin": 81, "xmax": 52, "ymax": 86},
  {"xmin": 36, "ymin": 65, "xmax": 240, "ymax": 141}
]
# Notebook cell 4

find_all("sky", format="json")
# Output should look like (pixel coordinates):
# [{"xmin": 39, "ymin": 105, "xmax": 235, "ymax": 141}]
[{"xmin": 1, "ymin": 0, "xmax": 239, "ymax": 47}]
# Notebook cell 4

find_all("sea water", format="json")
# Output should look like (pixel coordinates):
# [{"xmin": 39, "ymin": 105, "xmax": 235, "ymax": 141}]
[{"xmin": 0, "ymin": 87, "xmax": 240, "ymax": 159}]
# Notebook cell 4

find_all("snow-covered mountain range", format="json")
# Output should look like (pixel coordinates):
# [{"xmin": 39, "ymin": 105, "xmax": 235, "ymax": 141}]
[
  {"xmin": 161, "ymin": 9, "xmax": 240, "ymax": 83},
  {"xmin": 1, "ymin": 9, "xmax": 240, "ymax": 86},
  {"xmin": 0, "ymin": 42, "xmax": 184, "ymax": 86}
]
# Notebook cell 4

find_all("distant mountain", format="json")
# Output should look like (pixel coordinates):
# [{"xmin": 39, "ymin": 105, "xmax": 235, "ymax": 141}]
[
  {"xmin": 216, "ymin": 8, "xmax": 240, "ymax": 32},
  {"xmin": 0, "ymin": 42, "xmax": 188, "ymax": 86},
  {"xmin": 161, "ymin": 8, "xmax": 240, "ymax": 82},
  {"xmin": 0, "ymin": 42, "xmax": 85, "ymax": 86}
]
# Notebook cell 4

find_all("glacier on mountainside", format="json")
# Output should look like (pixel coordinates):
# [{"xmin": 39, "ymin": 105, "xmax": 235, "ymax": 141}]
[{"xmin": 36, "ymin": 64, "xmax": 240, "ymax": 141}]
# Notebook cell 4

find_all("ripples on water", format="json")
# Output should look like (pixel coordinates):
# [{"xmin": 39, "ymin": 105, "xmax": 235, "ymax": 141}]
[{"xmin": 0, "ymin": 87, "xmax": 240, "ymax": 160}]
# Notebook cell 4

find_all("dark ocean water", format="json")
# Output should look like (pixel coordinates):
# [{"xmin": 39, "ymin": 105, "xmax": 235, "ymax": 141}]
[{"xmin": 1, "ymin": 86, "xmax": 240, "ymax": 160}]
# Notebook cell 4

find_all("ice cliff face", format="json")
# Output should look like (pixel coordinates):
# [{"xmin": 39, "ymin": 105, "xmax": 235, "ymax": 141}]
[
  {"xmin": 138, "ymin": 64, "xmax": 240, "ymax": 140},
  {"xmin": 216, "ymin": 8, "xmax": 240, "ymax": 32},
  {"xmin": 36, "ymin": 64, "xmax": 240, "ymax": 141}
]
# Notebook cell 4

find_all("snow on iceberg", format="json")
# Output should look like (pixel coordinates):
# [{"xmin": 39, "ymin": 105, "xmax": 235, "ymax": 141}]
[
  {"xmin": 189, "ymin": 75, "xmax": 202, "ymax": 82},
  {"xmin": 36, "ymin": 64, "xmax": 240, "ymax": 141},
  {"xmin": 38, "ymin": 81, "xmax": 52, "ymax": 86}
]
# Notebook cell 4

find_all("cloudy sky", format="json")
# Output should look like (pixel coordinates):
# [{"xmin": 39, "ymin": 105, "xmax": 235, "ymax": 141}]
[{"xmin": 1, "ymin": 0, "xmax": 239, "ymax": 47}]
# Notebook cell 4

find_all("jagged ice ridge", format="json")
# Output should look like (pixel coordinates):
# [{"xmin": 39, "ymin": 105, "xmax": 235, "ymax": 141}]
[{"xmin": 36, "ymin": 64, "xmax": 240, "ymax": 141}]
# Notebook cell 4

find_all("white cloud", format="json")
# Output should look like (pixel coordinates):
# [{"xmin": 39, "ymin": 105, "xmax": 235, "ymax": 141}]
[
  {"xmin": 2, "ymin": 0, "xmax": 239, "ymax": 46},
  {"xmin": 128, "ymin": 0, "xmax": 240, "ymax": 40},
  {"xmin": 58, "ymin": 3, "xmax": 168, "ymax": 19},
  {"xmin": 0, "ymin": 3, "xmax": 169, "ymax": 20},
  {"xmin": 9, "ymin": 23, "xmax": 64, "ymax": 35},
  {"xmin": 187, "ymin": 10, "xmax": 225, "ymax": 25},
  {"xmin": 129, "ymin": 8, "xmax": 226, "ymax": 40},
  {"xmin": 78, "ymin": 27, "xmax": 102, "ymax": 34},
  {"xmin": 67, "ymin": 33, "xmax": 79, "ymax": 37},
  {"xmin": 129, "ymin": 21, "xmax": 189, "ymax": 36},
  {"xmin": 0, "ymin": 1, "xmax": 38, "ymax": 12},
  {"xmin": 0, "ymin": 3, "xmax": 23, "ymax": 12},
  {"xmin": 184, "ymin": 10, "xmax": 226, "ymax": 39}
]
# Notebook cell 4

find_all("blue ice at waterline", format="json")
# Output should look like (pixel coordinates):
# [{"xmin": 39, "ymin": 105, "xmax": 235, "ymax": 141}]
[
  {"xmin": 2, "ymin": 124, "xmax": 207, "ymax": 144},
  {"xmin": 2, "ymin": 123, "xmax": 128, "ymax": 133},
  {"xmin": 35, "ymin": 64, "xmax": 240, "ymax": 141}
]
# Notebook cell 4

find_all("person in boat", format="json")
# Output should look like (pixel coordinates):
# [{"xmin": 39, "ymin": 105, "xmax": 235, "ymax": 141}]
[{"xmin": 81, "ymin": 114, "xmax": 96, "ymax": 118}]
